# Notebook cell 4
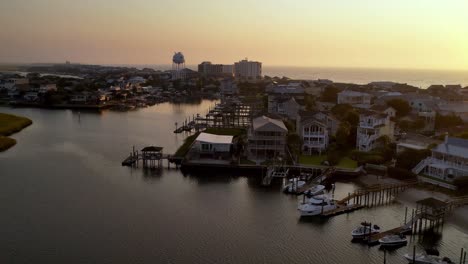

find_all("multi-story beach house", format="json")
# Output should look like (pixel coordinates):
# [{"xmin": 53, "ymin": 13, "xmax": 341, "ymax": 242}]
[
  {"xmin": 356, "ymin": 110, "xmax": 394, "ymax": 152},
  {"xmin": 412, "ymin": 136, "xmax": 468, "ymax": 189},
  {"xmin": 247, "ymin": 116, "xmax": 288, "ymax": 161},
  {"xmin": 297, "ymin": 111, "xmax": 340, "ymax": 155},
  {"xmin": 337, "ymin": 90, "xmax": 372, "ymax": 109},
  {"xmin": 299, "ymin": 116, "xmax": 329, "ymax": 155}
]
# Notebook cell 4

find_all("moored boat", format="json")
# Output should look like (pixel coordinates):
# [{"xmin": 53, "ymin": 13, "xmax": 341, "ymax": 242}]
[
  {"xmin": 404, "ymin": 253, "xmax": 454, "ymax": 264},
  {"xmin": 304, "ymin": 185, "xmax": 326, "ymax": 197},
  {"xmin": 298, "ymin": 197, "xmax": 337, "ymax": 217},
  {"xmin": 351, "ymin": 222, "xmax": 381, "ymax": 239},
  {"xmin": 378, "ymin": 234, "xmax": 407, "ymax": 247}
]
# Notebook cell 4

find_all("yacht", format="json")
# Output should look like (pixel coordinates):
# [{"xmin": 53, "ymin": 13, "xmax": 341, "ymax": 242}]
[
  {"xmin": 298, "ymin": 197, "xmax": 337, "ymax": 216},
  {"xmin": 404, "ymin": 253, "xmax": 455, "ymax": 264},
  {"xmin": 283, "ymin": 179, "xmax": 306, "ymax": 194},
  {"xmin": 304, "ymin": 185, "xmax": 325, "ymax": 197},
  {"xmin": 378, "ymin": 234, "xmax": 407, "ymax": 247},
  {"xmin": 351, "ymin": 222, "xmax": 381, "ymax": 239}
]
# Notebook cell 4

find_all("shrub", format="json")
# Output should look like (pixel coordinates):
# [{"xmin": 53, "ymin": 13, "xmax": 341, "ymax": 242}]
[
  {"xmin": 453, "ymin": 176, "xmax": 468, "ymax": 189},
  {"xmin": 396, "ymin": 149, "xmax": 431, "ymax": 170},
  {"xmin": 387, "ymin": 167, "xmax": 417, "ymax": 180}
]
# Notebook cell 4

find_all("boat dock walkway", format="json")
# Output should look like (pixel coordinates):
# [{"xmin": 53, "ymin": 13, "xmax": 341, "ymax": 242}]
[{"xmin": 321, "ymin": 204, "xmax": 366, "ymax": 217}]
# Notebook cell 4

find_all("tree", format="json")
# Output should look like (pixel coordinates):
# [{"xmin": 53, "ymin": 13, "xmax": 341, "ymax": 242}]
[
  {"xmin": 386, "ymin": 99, "xmax": 411, "ymax": 117},
  {"xmin": 335, "ymin": 122, "xmax": 351, "ymax": 148},
  {"xmin": 320, "ymin": 86, "xmax": 340, "ymax": 102},
  {"xmin": 331, "ymin": 104, "xmax": 354, "ymax": 117},
  {"xmin": 435, "ymin": 113, "xmax": 463, "ymax": 129},
  {"xmin": 304, "ymin": 94, "xmax": 316, "ymax": 111}
]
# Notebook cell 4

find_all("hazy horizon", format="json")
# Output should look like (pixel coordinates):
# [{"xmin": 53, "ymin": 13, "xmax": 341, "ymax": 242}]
[{"xmin": 1, "ymin": 0, "xmax": 468, "ymax": 70}]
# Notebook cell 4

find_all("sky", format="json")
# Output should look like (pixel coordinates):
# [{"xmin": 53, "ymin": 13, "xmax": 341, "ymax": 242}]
[{"xmin": 1, "ymin": 0, "xmax": 468, "ymax": 70}]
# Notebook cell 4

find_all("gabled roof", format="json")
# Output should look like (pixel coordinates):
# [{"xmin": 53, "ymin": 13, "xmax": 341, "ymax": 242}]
[
  {"xmin": 301, "ymin": 117, "xmax": 327, "ymax": 128},
  {"xmin": 252, "ymin": 116, "xmax": 287, "ymax": 132},
  {"xmin": 141, "ymin": 146, "xmax": 163, "ymax": 152},
  {"xmin": 371, "ymin": 104, "xmax": 395, "ymax": 112},
  {"xmin": 195, "ymin": 133, "xmax": 233, "ymax": 144}
]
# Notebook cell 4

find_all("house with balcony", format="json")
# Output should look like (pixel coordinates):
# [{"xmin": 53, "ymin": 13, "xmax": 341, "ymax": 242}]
[
  {"xmin": 299, "ymin": 116, "xmax": 328, "ymax": 155},
  {"xmin": 247, "ymin": 116, "xmax": 288, "ymax": 161},
  {"xmin": 337, "ymin": 90, "xmax": 371, "ymax": 109},
  {"xmin": 412, "ymin": 136, "xmax": 468, "ymax": 189},
  {"xmin": 356, "ymin": 110, "xmax": 394, "ymax": 152}
]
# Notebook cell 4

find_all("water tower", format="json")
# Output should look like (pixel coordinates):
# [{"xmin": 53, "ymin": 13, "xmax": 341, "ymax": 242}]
[{"xmin": 172, "ymin": 52, "xmax": 186, "ymax": 80}]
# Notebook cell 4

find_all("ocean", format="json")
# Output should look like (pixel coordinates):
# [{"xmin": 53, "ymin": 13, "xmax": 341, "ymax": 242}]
[{"xmin": 122, "ymin": 64, "xmax": 468, "ymax": 89}]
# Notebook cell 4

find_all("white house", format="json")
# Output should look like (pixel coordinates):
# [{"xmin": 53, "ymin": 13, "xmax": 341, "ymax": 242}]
[
  {"xmin": 193, "ymin": 133, "xmax": 233, "ymax": 154},
  {"xmin": 412, "ymin": 136, "xmax": 468, "ymax": 189},
  {"xmin": 337, "ymin": 90, "xmax": 372, "ymax": 109},
  {"xmin": 356, "ymin": 110, "xmax": 394, "ymax": 152}
]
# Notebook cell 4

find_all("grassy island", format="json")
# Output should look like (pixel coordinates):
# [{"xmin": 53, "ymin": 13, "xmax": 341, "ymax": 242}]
[{"xmin": 0, "ymin": 113, "xmax": 33, "ymax": 151}]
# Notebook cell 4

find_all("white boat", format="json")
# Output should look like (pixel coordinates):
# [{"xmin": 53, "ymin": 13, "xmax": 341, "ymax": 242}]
[
  {"xmin": 304, "ymin": 185, "xmax": 325, "ymax": 196},
  {"xmin": 283, "ymin": 179, "xmax": 306, "ymax": 193},
  {"xmin": 298, "ymin": 198, "xmax": 337, "ymax": 216},
  {"xmin": 351, "ymin": 222, "xmax": 381, "ymax": 239},
  {"xmin": 304, "ymin": 194, "xmax": 328, "ymax": 204},
  {"xmin": 378, "ymin": 234, "xmax": 407, "ymax": 247},
  {"xmin": 404, "ymin": 253, "xmax": 454, "ymax": 264}
]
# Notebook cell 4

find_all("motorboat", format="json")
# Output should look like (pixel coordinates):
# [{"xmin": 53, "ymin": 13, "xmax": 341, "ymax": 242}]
[
  {"xmin": 297, "ymin": 197, "xmax": 337, "ymax": 216},
  {"xmin": 404, "ymin": 253, "xmax": 455, "ymax": 264},
  {"xmin": 378, "ymin": 234, "xmax": 407, "ymax": 247},
  {"xmin": 304, "ymin": 185, "xmax": 326, "ymax": 197},
  {"xmin": 351, "ymin": 222, "xmax": 381, "ymax": 239},
  {"xmin": 283, "ymin": 179, "xmax": 306, "ymax": 194},
  {"xmin": 304, "ymin": 193, "xmax": 328, "ymax": 204}
]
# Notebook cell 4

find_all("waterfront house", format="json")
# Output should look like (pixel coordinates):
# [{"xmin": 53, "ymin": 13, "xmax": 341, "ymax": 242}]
[
  {"xmin": 23, "ymin": 92, "xmax": 39, "ymax": 102},
  {"xmin": 299, "ymin": 116, "xmax": 329, "ymax": 155},
  {"xmin": 247, "ymin": 116, "xmax": 288, "ymax": 161},
  {"xmin": 438, "ymin": 102, "xmax": 468, "ymax": 122},
  {"xmin": 370, "ymin": 105, "xmax": 396, "ymax": 118},
  {"xmin": 267, "ymin": 82, "xmax": 306, "ymax": 118},
  {"xmin": 191, "ymin": 132, "xmax": 234, "ymax": 160},
  {"xmin": 412, "ymin": 136, "xmax": 468, "ymax": 189},
  {"xmin": 337, "ymin": 90, "xmax": 371, "ymax": 109},
  {"xmin": 270, "ymin": 96, "xmax": 305, "ymax": 120},
  {"xmin": 356, "ymin": 110, "xmax": 394, "ymax": 152},
  {"xmin": 38, "ymin": 84, "xmax": 57, "ymax": 94}
]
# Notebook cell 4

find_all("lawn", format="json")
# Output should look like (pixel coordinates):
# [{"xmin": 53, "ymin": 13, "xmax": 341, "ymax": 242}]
[
  {"xmin": 203, "ymin": 128, "xmax": 245, "ymax": 137},
  {"xmin": 174, "ymin": 132, "xmax": 200, "ymax": 157},
  {"xmin": 299, "ymin": 155, "xmax": 326, "ymax": 166},
  {"xmin": 298, "ymin": 155, "xmax": 358, "ymax": 169},
  {"xmin": 337, "ymin": 157, "xmax": 358, "ymax": 169}
]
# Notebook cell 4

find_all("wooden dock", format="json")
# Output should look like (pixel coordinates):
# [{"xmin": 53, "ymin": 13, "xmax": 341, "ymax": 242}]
[{"xmin": 321, "ymin": 204, "xmax": 365, "ymax": 217}]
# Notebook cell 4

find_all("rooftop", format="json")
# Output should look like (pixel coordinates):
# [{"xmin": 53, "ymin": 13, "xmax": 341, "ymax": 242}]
[
  {"xmin": 141, "ymin": 146, "xmax": 163, "ymax": 152},
  {"xmin": 196, "ymin": 133, "xmax": 233, "ymax": 144},
  {"xmin": 252, "ymin": 116, "xmax": 287, "ymax": 132},
  {"xmin": 433, "ymin": 137, "xmax": 468, "ymax": 158}
]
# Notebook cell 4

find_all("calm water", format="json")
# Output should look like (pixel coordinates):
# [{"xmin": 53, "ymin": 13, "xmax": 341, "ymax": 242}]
[{"xmin": 0, "ymin": 102, "xmax": 467, "ymax": 264}]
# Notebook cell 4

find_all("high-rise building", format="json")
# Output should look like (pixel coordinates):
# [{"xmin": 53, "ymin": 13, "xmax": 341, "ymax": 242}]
[
  {"xmin": 198, "ymin": 61, "xmax": 233, "ymax": 77},
  {"xmin": 234, "ymin": 59, "xmax": 262, "ymax": 79}
]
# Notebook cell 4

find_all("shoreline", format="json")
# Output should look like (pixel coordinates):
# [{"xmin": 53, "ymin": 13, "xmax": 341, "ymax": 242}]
[{"xmin": 0, "ymin": 113, "xmax": 33, "ymax": 152}]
